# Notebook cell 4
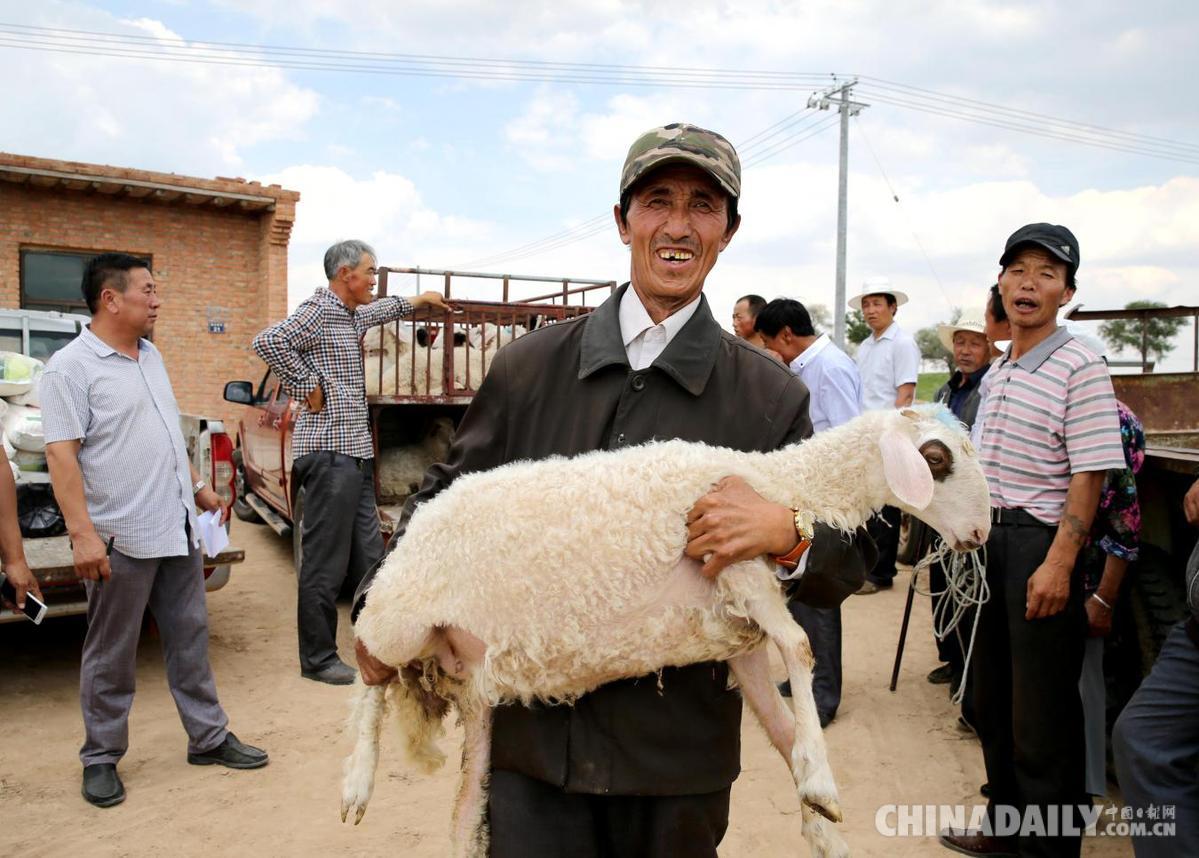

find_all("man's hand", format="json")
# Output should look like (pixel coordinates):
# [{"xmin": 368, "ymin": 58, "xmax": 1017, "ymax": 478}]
[
  {"xmin": 685, "ymin": 476, "xmax": 797, "ymax": 578},
  {"xmin": 1, "ymin": 559, "xmax": 42, "ymax": 612},
  {"xmin": 412, "ymin": 291, "xmax": 454, "ymax": 312},
  {"xmin": 306, "ymin": 384, "xmax": 325, "ymax": 413},
  {"xmin": 355, "ymin": 638, "xmax": 398, "ymax": 686},
  {"xmin": 1185, "ymin": 477, "xmax": 1199, "ymax": 526},
  {"xmin": 194, "ymin": 485, "xmax": 229, "ymax": 524},
  {"xmin": 1085, "ymin": 595, "xmax": 1113, "ymax": 637},
  {"xmin": 1025, "ymin": 557, "xmax": 1071, "ymax": 619},
  {"xmin": 71, "ymin": 529, "xmax": 112, "ymax": 582}
]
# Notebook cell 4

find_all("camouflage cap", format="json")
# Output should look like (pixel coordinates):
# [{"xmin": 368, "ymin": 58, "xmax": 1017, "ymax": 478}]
[{"xmin": 620, "ymin": 123, "xmax": 741, "ymax": 200}]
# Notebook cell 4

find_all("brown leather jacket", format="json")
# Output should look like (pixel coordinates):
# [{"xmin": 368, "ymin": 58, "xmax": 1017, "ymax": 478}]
[{"xmin": 356, "ymin": 284, "xmax": 849, "ymax": 795}]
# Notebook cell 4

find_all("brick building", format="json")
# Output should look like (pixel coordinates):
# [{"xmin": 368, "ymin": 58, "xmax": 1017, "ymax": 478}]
[{"xmin": 0, "ymin": 152, "xmax": 298, "ymax": 422}]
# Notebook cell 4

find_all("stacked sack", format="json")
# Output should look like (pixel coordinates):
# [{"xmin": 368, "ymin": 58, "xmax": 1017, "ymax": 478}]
[{"xmin": 0, "ymin": 352, "xmax": 47, "ymax": 478}]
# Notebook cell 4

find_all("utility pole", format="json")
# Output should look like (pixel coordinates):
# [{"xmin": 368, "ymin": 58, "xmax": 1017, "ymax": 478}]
[{"xmin": 809, "ymin": 79, "xmax": 868, "ymax": 348}]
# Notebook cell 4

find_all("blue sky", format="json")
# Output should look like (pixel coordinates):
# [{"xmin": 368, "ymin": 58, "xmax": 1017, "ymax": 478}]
[{"xmin": 2, "ymin": 0, "xmax": 1197, "ymax": 368}]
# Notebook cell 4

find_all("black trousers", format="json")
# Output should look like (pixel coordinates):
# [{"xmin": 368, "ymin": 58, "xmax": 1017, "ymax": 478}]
[
  {"xmin": 788, "ymin": 598, "xmax": 842, "ymax": 720},
  {"xmin": 929, "ymin": 556, "xmax": 978, "ymax": 725},
  {"xmin": 293, "ymin": 451, "xmax": 383, "ymax": 673},
  {"xmin": 866, "ymin": 504, "xmax": 902, "ymax": 586},
  {"xmin": 487, "ymin": 769, "xmax": 731, "ymax": 858},
  {"xmin": 971, "ymin": 520, "xmax": 1087, "ymax": 858}
]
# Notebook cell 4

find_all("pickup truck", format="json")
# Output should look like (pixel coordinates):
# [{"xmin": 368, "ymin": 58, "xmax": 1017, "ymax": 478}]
[
  {"xmin": 224, "ymin": 267, "xmax": 614, "ymax": 568},
  {"xmin": 0, "ymin": 308, "xmax": 245, "ymax": 623}
]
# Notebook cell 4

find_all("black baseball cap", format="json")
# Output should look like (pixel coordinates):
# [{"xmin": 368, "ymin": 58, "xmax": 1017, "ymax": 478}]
[{"xmin": 999, "ymin": 223, "xmax": 1080, "ymax": 273}]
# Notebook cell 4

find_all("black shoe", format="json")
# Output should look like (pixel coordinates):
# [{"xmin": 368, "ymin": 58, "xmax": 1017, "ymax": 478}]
[
  {"xmin": 927, "ymin": 663, "xmax": 954, "ymax": 684},
  {"xmin": 82, "ymin": 763, "xmax": 125, "ymax": 808},
  {"xmin": 188, "ymin": 732, "xmax": 269, "ymax": 770},
  {"xmin": 301, "ymin": 660, "xmax": 357, "ymax": 685},
  {"xmin": 938, "ymin": 828, "xmax": 1017, "ymax": 857},
  {"xmin": 818, "ymin": 710, "xmax": 835, "ymax": 729},
  {"xmin": 980, "ymin": 782, "xmax": 991, "ymax": 799},
  {"xmin": 777, "ymin": 681, "xmax": 792, "ymax": 698}
]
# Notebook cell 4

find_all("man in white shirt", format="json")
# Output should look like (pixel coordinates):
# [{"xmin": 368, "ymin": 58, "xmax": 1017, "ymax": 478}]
[
  {"xmin": 756, "ymin": 298, "xmax": 863, "ymax": 725},
  {"xmin": 848, "ymin": 278, "xmax": 921, "ymax": 592}
]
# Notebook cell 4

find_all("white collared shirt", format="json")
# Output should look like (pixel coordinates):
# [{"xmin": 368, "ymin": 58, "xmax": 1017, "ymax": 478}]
[
  {"xmin": 854, "ymin": 322, "xmax": 920, "ymax": 410},
  {"xmin": 789, "ymin": 333, "xmax": 862, "ymax": 433},
  {"xmin": 618, "ymin": 287, "xmax": 701, "ymax": 370}
]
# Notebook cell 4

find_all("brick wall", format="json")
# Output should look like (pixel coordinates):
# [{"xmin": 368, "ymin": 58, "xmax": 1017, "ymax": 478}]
[{"xmin": 0, "ymin": 153, "xmax": 297, "ymax": 429}]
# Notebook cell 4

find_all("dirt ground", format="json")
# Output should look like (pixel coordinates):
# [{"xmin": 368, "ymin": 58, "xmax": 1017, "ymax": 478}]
[{"xmin": 1, "ymin": 519, "xmax": 1133, "ymax": 857}]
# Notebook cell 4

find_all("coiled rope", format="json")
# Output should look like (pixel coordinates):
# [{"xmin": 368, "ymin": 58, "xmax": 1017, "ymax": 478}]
[{"xmin": 911, "ymin": 540, "xmax": 989, "ymax": 705}]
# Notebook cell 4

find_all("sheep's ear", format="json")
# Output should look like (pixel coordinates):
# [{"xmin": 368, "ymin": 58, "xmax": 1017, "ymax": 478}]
[{"xmin": 879, "ymin": 428, "xmax": 935, "ymax": 510}]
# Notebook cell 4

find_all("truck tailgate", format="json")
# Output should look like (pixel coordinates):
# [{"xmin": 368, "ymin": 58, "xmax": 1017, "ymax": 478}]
[{"xmin": 24, "ymin": 536, "xmax": 245, "ymax": 586}]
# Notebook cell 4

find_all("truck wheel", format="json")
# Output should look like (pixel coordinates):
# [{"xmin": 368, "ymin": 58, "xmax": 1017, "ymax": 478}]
[
  {"xmin": 231, "ymin": 451, "xmax": 263, "ymax": 524},
  {"xmin": 292, "ymin": 487, "xmax": 304, "ymax": 575}
]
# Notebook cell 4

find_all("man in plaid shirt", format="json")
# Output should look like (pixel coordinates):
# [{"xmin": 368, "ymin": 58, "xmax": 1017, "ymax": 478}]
[{"xmin": 253, "ymin": 239, "xmax": 449, "ymax": 685}]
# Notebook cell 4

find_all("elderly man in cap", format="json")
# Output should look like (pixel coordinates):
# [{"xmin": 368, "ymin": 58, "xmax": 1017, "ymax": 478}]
[
  {"xmin": 940, "ymin": 224, "xmax": 1125, "ymax": 858},
  {"xmin": 353, "ymin": 123, "xmax": 865, "ymax": 856},
  {"xmin": 920, "ymin": 310, "xmax": 992, "ymax": 715},
  {"xmin": 849, "ymin": 278, "xmax": 921, "ymax": 593}
]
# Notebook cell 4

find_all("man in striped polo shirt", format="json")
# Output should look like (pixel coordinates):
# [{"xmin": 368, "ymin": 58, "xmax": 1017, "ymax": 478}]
[{"xmin": 940, "ymin": 225, "xmax": 1125, "ymax": 858}]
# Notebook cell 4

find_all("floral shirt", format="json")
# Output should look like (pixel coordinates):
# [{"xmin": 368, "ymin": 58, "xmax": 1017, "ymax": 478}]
[{"xmin": 1079, "ymin": 400, "xmax": 1144, "ymax": 593}]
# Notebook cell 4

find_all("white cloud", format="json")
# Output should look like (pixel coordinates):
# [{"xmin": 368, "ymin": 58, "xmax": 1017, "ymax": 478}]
[
  {"xmin": 0, "ymin": 7, "xmax": 320, "ymax": 173},
  {"xmin": 255, "ymin": 165, "xmax": 492, "ymax": 308}
]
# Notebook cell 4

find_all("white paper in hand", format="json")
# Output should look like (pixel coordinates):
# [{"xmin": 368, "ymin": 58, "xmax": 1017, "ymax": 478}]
[{"xmin": 197, "ymin": 509, "xmax": 230, "ymax": 557}]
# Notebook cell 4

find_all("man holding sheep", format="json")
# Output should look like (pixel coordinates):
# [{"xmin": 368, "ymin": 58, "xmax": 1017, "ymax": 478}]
[{"xmin": 354, "ymin": 123, "xmax": 864, "ymax": 856}]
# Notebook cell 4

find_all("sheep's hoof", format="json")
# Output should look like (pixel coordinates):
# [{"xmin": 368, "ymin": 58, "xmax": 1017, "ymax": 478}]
[
  {"xmin": 798, "ymin": 764, "xmax": 842, "ymax": 823},
  {"xmin": 340, "ymin": 799, "xmax": 368, "ymax": 825},
  {"xmin": 805, "ymin": 795, "xmax": 843, "ymax": 824}
]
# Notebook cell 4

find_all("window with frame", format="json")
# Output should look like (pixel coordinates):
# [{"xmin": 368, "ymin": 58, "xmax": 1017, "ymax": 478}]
[{"xmin": 19, "ymin": 249, "xmax": 151, "ymax": 314}]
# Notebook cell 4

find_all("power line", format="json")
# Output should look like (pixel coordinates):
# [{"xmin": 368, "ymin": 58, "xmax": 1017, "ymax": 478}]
[
  {"xmin": 456, "ymin": 110, "xmax": 838, "ymax": 270},
  {"xmin": 858, "ymin": 76, "xmax": 1199, "ymax": 156},
  {"xmin": 854, "ymin": 116, "xmax": 952, "ymax": 311},
  {"xmin": 857, "ymin": 89, "xmax": 1199, "ymax": 165},
  {"xmin": 0, "ymin": 23, "xmax": 833, "ymax": 90}
]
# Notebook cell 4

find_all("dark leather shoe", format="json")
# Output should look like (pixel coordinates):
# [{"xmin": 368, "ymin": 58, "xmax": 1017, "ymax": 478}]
[
  {"xmin": 188, "ymin": 732, "xmax": 269, "ymax": 770},
  {"xmin": 928, "ymin": 663, "xmax": 954, "ymax": 684},
  {"xmin": 301, "ymin": 660, "xmax": 356, "ymax": 685},
  {"xmin": 980, "ymin": 782, "xmax": 992, "ymax": 798},
  {"xmin": 938, "ymin": 828, "xmax": 1017, "ymax": 857},
  {"xmin": 818, "ymin": 710, "xmax": 835, "ymax": 729},
  {"xmin": 82, "ymin": 763, "xmax": 125, "ymax": 808}
]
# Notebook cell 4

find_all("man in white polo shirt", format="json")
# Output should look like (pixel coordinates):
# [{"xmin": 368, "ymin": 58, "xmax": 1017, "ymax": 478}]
[
  {"xmin": 755, "ymin": 297, "xmax": 863, "ymax": 726},
  {"xmin": 849, "ymin": 277, "xmax": 921, "ymax": 593},
  {"xmin": 42, "ymin": 253, "xmax": 267, "ymax": 810}
]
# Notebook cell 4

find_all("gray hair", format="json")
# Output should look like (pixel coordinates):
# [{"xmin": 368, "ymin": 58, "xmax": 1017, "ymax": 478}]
[{"xmin": 323, "ymin": 239, "xmax": 377, "ymax": 280}]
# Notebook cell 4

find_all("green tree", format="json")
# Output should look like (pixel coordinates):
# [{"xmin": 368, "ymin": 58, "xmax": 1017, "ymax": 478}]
[
  {"xmin": 915, "ymin": 308, "xmax": 962, "ymax": 372},
  {"xmin": 1099, "ymin": 300, "xmax": 1186, "ymax": 369},
  {"xmin": 845, "ymin": 309, "xmax": 871, "ymax": 345}
]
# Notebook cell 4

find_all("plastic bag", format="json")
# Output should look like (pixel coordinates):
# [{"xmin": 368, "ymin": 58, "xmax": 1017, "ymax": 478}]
[
  {"xmin": 3, "ymin": 404, "xmax": 45, "ymax": 453},
  {"xmin": 16, "ymin": 483, "xmax": 65, "ymax": 538},
  {"xmin": 0, "ymin": 352, "xmax": 44, "ymax": 398}
]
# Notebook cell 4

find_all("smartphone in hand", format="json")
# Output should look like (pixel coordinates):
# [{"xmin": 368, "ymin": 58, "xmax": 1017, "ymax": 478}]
[{"xmin": 0, "ymin": 574, "xmax": 47, "ymax": 625}]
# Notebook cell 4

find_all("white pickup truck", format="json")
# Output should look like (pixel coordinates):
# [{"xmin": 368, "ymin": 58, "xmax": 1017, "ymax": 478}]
[{"xmin": 0, "ymin": 308, "xmax": 244, "ymax": 623}]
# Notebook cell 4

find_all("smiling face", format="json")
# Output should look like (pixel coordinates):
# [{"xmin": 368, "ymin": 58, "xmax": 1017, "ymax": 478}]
[
  {"xmin": 340, "ymin": 254, "xmax": 378, "ymax": 310},
  {"xmin": 999, "ymin": 247, "xmax": 1074, "ymax": 336},
  {"xmin": 952, "ymin": 330, "xmax": 990, "ymax": 374},
  {"xmin": 615, "ymin": 163, "xmax": 740, "ymax": 321},
  {"xmin": 860, "ymin": 294, "xmax": 896, "ymax": 334}
]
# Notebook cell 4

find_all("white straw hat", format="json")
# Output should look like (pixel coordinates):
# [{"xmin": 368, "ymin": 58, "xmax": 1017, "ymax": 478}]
[
  {"xmin": 846, "ymin": 276, "xmax": 909, "ymax": 311},
  {"xmin": 937, "ymin": 309, "xmax": 988, "ymax": 353}
]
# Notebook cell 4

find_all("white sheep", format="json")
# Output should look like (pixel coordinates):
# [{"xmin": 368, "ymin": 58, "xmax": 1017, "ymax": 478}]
[
  {"xmin": 377, "ymin": 417, "xmax": 456, "ymax": 499},
  {"xmin": 343, "ymin": 405, "xmax": 990, "ymax": 858}
]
